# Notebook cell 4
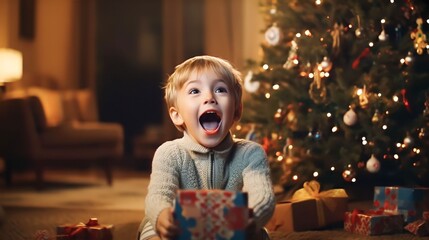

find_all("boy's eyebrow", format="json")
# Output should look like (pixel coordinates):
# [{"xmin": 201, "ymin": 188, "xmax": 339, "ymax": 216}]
[
  {"xmin": 183, "ymin": 79, "xmax": 199, "ymax": 88},
  {"xmin": 183, "ymin": 78, "xmax": 227, "ymax": 87}
]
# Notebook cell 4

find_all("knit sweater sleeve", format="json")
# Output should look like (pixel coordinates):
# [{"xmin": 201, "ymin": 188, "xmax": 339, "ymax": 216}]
[
  {"xmin": 240, "ymin": 141, "xmax": 275, "ymax": 228},
  {"xmin": 144, "ymin": 141, "xmax": 181, "ymax": 229}
]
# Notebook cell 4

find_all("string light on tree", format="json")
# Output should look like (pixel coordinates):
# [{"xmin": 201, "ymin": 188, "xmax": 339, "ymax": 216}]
[
  {"xmin": 342, "ymin": 166, "xmax": 357, "ymax": 182},
  {"xmin": 378, "ymin": 19, "xmax": 388, "ymax": 41},
  {"xmin": 320, "ymin": 56, "xmax": 332, "ymax": 72},
  {"xmin": 404, "ymin": 51, "xmax": 413, "ymax": 65},
  {"xmin": 355, "ymin": 15, "xmax": 363, "ymax": 37},
  {"xmin": 403, "ymin": 132, "xmax": 413, "ymax": 147}
]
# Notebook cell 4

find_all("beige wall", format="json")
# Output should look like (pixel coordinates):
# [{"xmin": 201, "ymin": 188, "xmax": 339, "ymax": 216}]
[
  {"xmin": 1, "ymin": 0, "xmax": 80, "ymax": 89},
  {"xmin": 1, "ymin": 0, "xmax": 263, "ymax": 88},
  {"xmin": 242, "ymin": 0, "xmax": 264, "ymax": 65},
  {"xmin": 0, "ymin": 0, "xmax": 9, "ymax": 47},
  {"xmin": 204, "ymin": 0, "xmax": 263, "ymax": 70}
]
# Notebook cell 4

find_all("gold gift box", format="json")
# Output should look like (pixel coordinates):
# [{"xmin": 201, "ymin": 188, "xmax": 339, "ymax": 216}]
[{"xmin": 265, "ymin": 181, "xmax": 348, "ymax": 233}]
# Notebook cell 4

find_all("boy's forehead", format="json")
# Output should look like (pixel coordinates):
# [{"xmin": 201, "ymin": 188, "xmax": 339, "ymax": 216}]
[
  {"xmin": 188, "ymin": 68, "xmax": 219, "ymax": 79},
  {"xmin": 180, "ymin": 68, "xmax": 219, "ymax": 85}
]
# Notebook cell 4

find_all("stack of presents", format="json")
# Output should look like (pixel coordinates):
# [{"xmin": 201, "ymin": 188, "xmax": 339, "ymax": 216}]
[
  {"xmin": 344, "ymin": 186, "xmax": 429, "ymax": 236},
  {"xmin": 266, "ymin": 180, "xmax": 429, "ymax": 237}
]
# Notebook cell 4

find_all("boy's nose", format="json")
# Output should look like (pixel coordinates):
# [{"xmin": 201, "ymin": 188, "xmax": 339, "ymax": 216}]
[{"xmin": 204, "ymin": 93, "xmax": 217, "ymax": 104}]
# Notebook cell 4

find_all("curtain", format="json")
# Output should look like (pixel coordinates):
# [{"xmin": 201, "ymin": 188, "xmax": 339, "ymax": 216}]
[{"xmin": 204, "ymin": 0, "xmax": 243, "ymax": 69}]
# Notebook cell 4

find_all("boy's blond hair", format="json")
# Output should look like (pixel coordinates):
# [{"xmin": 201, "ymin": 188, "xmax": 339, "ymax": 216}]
[{"xmin": 164, "ymin": 55, "xmax": 243, "ymax": 131}]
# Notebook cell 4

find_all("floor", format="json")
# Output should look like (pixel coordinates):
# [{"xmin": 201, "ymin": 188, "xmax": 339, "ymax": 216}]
[
  {"xmin": 0, "ymin": 163, "xmax": 151, "ymax": 210},
  {"xmin": 1, "ymin": 163, "xmax": 428, "ymax": 239}
]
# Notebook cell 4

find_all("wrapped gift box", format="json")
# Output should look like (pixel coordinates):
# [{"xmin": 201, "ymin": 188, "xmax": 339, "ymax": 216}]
[
  {"xmin": 373, "ymin": 186, "xmax": 429, "ymax": 223},
  {"xmin": 56, "ymin": 218, "xmax": 113, "ymax": 240},
  {"xmin": 265, "ymin": 181, "xmax": 348, "ymax": 233},
  {"xmin": 173, "ymin": 190, "xmax": 249, "ymax": 240},
  {"xmin": 344, "ymin": 209, "xmax": 404, "ymax": 236},
  {"xmin": 404, "ymin": 211, "xmax": 429, "ymax": 236}
]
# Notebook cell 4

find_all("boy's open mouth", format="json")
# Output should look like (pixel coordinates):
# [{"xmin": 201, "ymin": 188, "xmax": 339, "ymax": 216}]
[{"xmin": 199, "ymin": 111, "xmax": 221, "ymax": 133}]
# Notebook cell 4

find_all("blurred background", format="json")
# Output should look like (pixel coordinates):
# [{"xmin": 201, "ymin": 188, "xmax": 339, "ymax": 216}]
[{"xmin": 0, "ymin": 0, "xmax": 263, "ymax": 167}]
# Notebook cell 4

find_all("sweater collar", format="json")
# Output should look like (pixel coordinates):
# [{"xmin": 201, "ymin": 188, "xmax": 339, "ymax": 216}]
[{"xmin": 180, "ymin": 131, "xmax": 234, "ymax": 154}]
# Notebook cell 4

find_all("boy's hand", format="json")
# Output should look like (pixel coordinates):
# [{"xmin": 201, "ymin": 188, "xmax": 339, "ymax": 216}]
[{"xmin": 156, "ymin": 207, "xmax": 180, "ymax": 239}]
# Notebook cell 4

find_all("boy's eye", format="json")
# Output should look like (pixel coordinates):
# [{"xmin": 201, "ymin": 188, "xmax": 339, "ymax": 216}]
[
  {"xmin": 189, "ymin": 88, "xmax": 200, "ymax": 94},
  {"xmin": 215, "ymin": 87, "xmax": 228, "ymax": 93}
]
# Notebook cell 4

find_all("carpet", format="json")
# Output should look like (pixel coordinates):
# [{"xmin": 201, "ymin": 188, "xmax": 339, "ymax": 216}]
[
  {"xmin": 0, "ymin": 168, "xmax": 150, "ymax": 210},
  {"xmin": 0, "ymin": 167, "xmax": 148, "ymax": 240},
  {"xmin": 0, "ymin": 206, "xmax": 144, "ymax": 240}
]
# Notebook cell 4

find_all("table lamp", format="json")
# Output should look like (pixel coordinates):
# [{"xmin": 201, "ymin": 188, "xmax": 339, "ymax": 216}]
[{"xmin": 0, "ymin": 48, "xmax": 23, "ymax": 96}]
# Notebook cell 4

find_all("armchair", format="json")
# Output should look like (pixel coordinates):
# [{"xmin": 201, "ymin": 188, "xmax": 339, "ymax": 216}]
[{"xmin": 0, "ymin": 91, "xmax": 123, "ymax": 189}]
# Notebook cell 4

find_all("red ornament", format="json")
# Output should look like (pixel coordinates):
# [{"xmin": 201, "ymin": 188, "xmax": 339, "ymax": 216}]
[
  {"xmin": 401, "ymin": 89, "xmax": 411, "ymax": 112},
  {"xmin": 262, "ymin": 136, "xmax": 272, "ymax": 153},
  {"xmin": 352, "ymin": 47, "xmax": 370, "ymax": 69}
]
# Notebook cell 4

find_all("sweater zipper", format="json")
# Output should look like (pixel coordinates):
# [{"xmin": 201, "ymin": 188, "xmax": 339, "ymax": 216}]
[{"xmin": 209, "ymin": 151, "xmax": 214, "ymax": 189}]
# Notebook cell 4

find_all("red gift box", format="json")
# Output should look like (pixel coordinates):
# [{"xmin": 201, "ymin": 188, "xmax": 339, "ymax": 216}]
[
  {"xmin": 344, "ymin": 209, "xmax": 404, "ymax": 236},
  {"xmin": 404, "ymin": 211, "xmax": 429, "ymax": 236},
  {"xmin": 56, "ymin": 218, "xmax": 113, "ymax": 240}
]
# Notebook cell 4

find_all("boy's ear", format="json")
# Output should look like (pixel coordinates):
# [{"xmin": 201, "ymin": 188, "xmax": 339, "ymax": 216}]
[{"xmin": 169, "ymin": 107, "xmax": 184, "ymax": 126}]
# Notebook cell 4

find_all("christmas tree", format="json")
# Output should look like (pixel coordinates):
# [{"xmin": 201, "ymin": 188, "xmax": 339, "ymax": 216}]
[{"xmin": 235, "ymin": 0, "xmax": 429, "ymax": 190}]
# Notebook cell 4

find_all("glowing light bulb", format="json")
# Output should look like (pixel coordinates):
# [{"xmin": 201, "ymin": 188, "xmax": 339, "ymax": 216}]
[
  {"xmin": 272, "ymin": 84, "xmax": 280, "ymax": 90},
  {"xmin": 357, "ymin": 88, "xmax": 363, "ymax": 96},
  {"xmin": 393, "ymin": 95, "xmax": 399, "ymax": 102}
]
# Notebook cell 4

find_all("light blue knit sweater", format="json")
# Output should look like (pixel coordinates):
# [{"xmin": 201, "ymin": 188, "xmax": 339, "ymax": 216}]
[{"xmin": 143, "ymin": 132, "xmax": 275, "ymax": 235}]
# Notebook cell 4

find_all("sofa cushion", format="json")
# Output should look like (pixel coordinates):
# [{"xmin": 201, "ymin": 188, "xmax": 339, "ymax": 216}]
[
  {"xmin": 40, "ymin": 122, "xmax": 123, "ymax": 148},
  {"xmin": 75, "ymin": 89, "xmax": 98, "ymax": 122},
  {"xmin": 27, "ymin": 87, "xmax": 64, "ymax": 127}
]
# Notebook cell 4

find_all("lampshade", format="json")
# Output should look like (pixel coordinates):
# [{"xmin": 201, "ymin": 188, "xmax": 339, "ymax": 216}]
[{"xmin": 0, "ymin": 48, "xmax": 23, "ymax": 84}]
